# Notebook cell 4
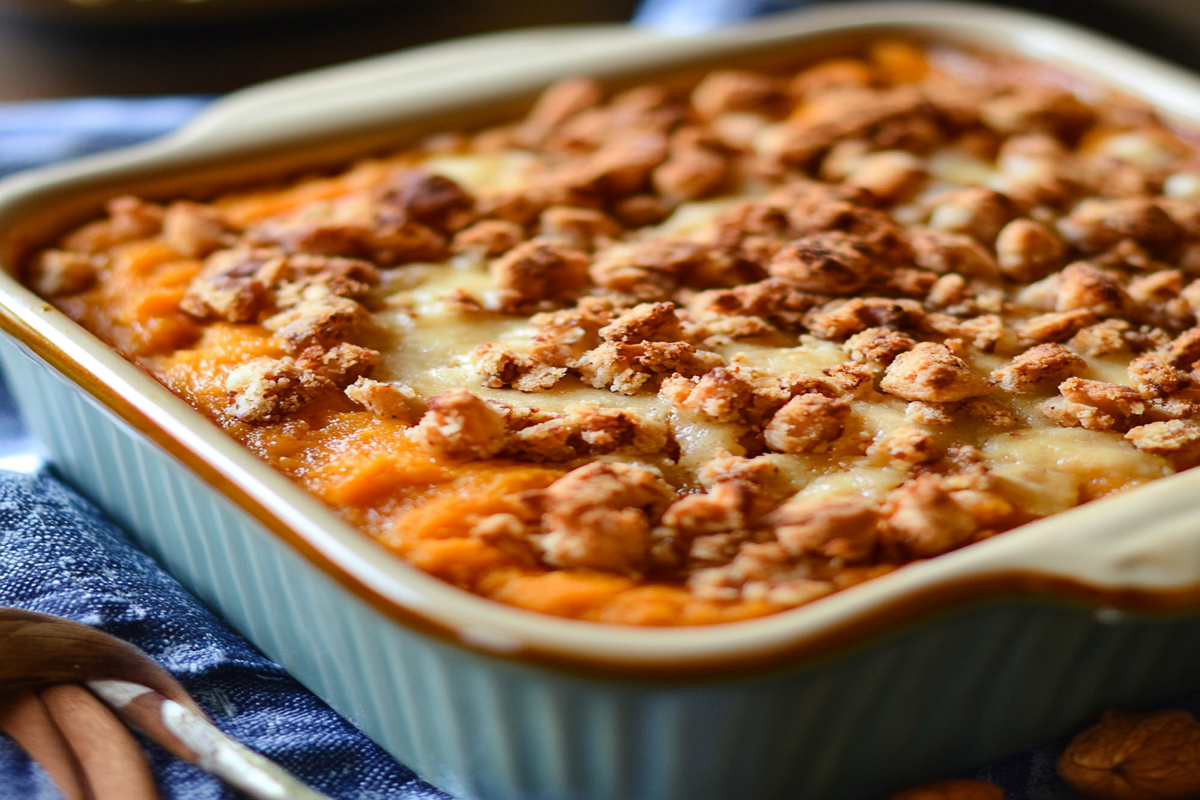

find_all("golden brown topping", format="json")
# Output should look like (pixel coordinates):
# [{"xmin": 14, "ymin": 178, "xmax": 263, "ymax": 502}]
[
  {"xmin": 263, "ymin": 296, "xmax": 367, "ymax": 352},
  {"xmin": 536, "ymin": 461, "xmax": 676, "ymax": 575},
  {"xmin": 599, "ymin": 302, "xmax": 684, "ymax": 344},
  {"xmin": 1125, "ymin": 420, "xmax": 1200, "ymax": 465},
  {"xmin": 344, "ymin": 376, "xmax": 416, "ymax": 420},
  {"xmin": 883, "ymin": 474, "xmax": 977, "ymax": 557},
  {"xmin": 763, "ymin": 393, "xmax": 852, "ymax": 454},
  {"xmin": 867, "ymin": 425, "xmax": 939, "ymax": 467},
  {"xmin": 767, "ymin": 496, "xmax": 881, "ymax": 561},
  {"xmin": 845, "ymin": 326, "xmax": 917, "ymax": 366},
  {"xmin": 538, "ymin": 206, "xmax": 622, "ymax": 252},
  {"xmin": 62, "ymin": 195, "xmax": 164, "ymax": 254},
  {"xmin": 163, "ymin": 201, "xmax": 233, "ymax": 259},
  {"xmin": 652, "ymin": 131, "xmax": 731, "ymax": 202},
  {"xmin": 768, "ymin": 231, "xmax": 875, "ymax": 294},
  {"xmin": 926, "ymin": 187, "xmax": 1015, "ymax": 245},
  {"xmin": 1057, "ymin": 198, "xmax": 1183, "ymax": 257},
  {"xmin": 225, "ymin": 343, "xmax": 377, "ymax": 424},
  {"xmin": 488, "ymin": 240, "xmax": 591, "ymax": 313},
  {"xmin": 1070, "ymin": 320, "xmax": 1132, "ymax": 357},
  {"xmin": 1127, "ymin": 352, "xmax": 1191, "ymax": 398},
  {"xmin": 980, "ymin": 85, "xmax": 1093, "ymax": 140},
  {"xmin": 691, "ymin": 69, "xmax": 786, "ymax": 120},
  {"xmin": 805, "ymin": 297, "xmax": 927, "ymax": 341},
  {"xmin": 27, "ymin": 250, "xmax": 98, "ymax": 297},
  {"xmin": 994, "ymin": 217, "xmax": 1064, "ymax": 282},
  {"xmin": 412, "ymin": 389, "xmax": 509, "ymax": 460},
  {"xmin": 518, "ymin": 76, "xmax": 604, "ymax": 147},
  {"xmin": 384, "ymin": 168, "xmax": 475, "ymax": 232},
  {"xmin": 1056, "ymin": 709, "xmax": 1200, "ymax": 800},
  {"xmin": 576, "ymin": 340, "xmax": 723, "ymax": 395},
  {"xmin": 880, "ymin": 342, "xmax": 992, "ymax": 403},
  {"xmin": 661, "ymin": 481, "xmax": 756, "ymax": 538},
  {"xmin": 843, "ymin": 149, "xmax": 927, "ymax": 203},
  {"xmin": 991, "ymin": 343, "xmax": 1087, "ymax": 393},
  {"xmin": 473, "ymin": 343, "xmax": 567, "ymax": 393},
  {"xmin": 1042, "ymin": 377, "xmax": 1147, "ymax": 432},
  {"xmin": 451, "ymin": 219, "xmax": 525, "ymax": 257},
  {"xmin": 1016, "ymin": 309, "xmax": 1099, "ymax": 344},
  {"xmin": 909, "ymin": 228, "xmax": 1000, "ymax": 280}
]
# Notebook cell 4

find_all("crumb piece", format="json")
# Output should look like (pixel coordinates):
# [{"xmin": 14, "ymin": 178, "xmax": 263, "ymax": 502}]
[
  {"xmin": 536, "ymin": 461, "xmax": 676, "ymax": 575},
  {"xmin": 909, "ymin": 228, "xmax": 999, "ymax": 279},
  {"xmin": 263, "ymin": 296, "xmax": 367, "ymax": 351},
  {"xmin": 662, "ymin": 481, "xmax": 755, "ymax": 537},
  {"xmin": 691, "ymin": 69, "xmax": 785, "ymax": 120},
  {"xmin": 1042, "ymin": 377, "xmax": 1146, "ymax": 431},
  {"xmin": 489, "ymin": 240, "xmax": 591, "ymax": 313},
  {"xmin": 1016, "ymin": 309, "xmax": 1099, "ymax": 344},
  {"xmin": 883, "ymin": 474, "xmax": 977, "ymax": 557},
  {"xmin": 763, "ymin": 393, "xmax": 852, "ymax": 454},
  {"xmin": 538, "ymin": 206, "xmax": 622, "ymax": 251},
  {"xmin": 995, "ymin": 217, "xmax": 1063, "ymax": 282},
  {"xmin": 766, "ymin": 496, "xmax": 881, "ymax": 561},
  {"xmin": 1125, "ymin": 419, "xmax": 1200, "ymax": 464},
  {"xmin": 577, "ymin": 340, "xmax": 723, "ymax": 395},
  {"xmin": 844, "ymin": 150, "xmax": 927, "ymax": 203},
  {"xmin": 384, "ymin": 169, "xmax": 475, "ymax": 231},
  {"xmin": 599, "ymin": 302, "xmax": 684, "ymax": 344},
  {"xmin": 225, "ymin": 357, "xmax": 327, "ymax": 424},
  {"xmin": 518, "ymin": 76, "xmax": 604, "ymax": 147},
  {"xmin": 991, "ymin": 343, "xmax": 1087, "ymax": 393},
  {"xmin": 1056, "ymin": 262, "xmax": 1130, "ymax": 317},
  {"xmin": 904, "ymin": 400, "xmax": 957, "ymax": 426},
  {"xmin": 768, "ymin": 231, "xmax": 876, "ymax": 294},
  {"xmin": 345, "ymin": 376, "xmax": 416, "ymax": 420},
  {"xmin": 163, "ymin": 201, "xmax": 232, "ymax": 259},
  {"xmin": 62, "ymin": 195, "xmax": 164, "ymax": 254},
  {"xmin": 805, "ymin": 297, "xmax": 927, "ymax": 340},
  {"xmin": 867, "ymin": 426, "xmax": 939, "ymax": 468},
  {"xmin": 412, "ymin": 389, "xmax": 509, "ymax": 460},
  {"xmin": 451, "ymin": 219, "xmax": 525, "ymax": 256},
  {"xmin": 880, "ymin": 342, "xmax": 992, "ymax": 402},
  {"xmin": 28, "ymin": 250, "xmax": 98, "ymax": 296},
  {"xmin": 845, "ymin": 326, "xmax": 916, "ymax": 366},
  {"xmin": 473, "ymin": 343, "xmax": 567, "ymax": 392},
  {"xmin": 927, "ymin": 187, "xmax": 1015, "ymax": 244},
  {"xmin": 1069, "ymin": 320, "xmax": 1131, "ymax": 357},
  {"xmin": 1127, "ymin": 352, "xmax": 1191, "ymax": 398},
  {"xmin": 1057, "ymin": 197, "xmax": 1182, "ymax": 256},
  {"xmin": 695, "ymin": 449, "xmax": 780, "ymax": 490}
]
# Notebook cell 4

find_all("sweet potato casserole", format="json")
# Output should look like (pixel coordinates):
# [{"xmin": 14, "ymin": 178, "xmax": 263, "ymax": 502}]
[{"xmin": 26, "ymin": 40, "xmax": 1200, "ymax": 626}]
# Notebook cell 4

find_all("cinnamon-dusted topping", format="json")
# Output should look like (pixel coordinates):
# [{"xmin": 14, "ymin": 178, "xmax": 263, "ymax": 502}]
[
  {"xmin": 517, "ymin": 76, "xmax": 604, "ymax": 147},
  {"xmin": 535, "ymin": 461, "xmax": 676, "ymax": 575},
  {"xmin": 806, "ymin": 297, "xmax": 927, "ymax": 341},
  {"xmin": 661, "ymin": 481, "xmax": 757, "ymax": 539},
  {"xmin": 880, "ymin": 342, "xmax": 992, "ymax": 403},
  {"xmin": 538, "ymin": 205, "xmax": 622, "ymax": 252},
  {"xmin": 926, "ymin": 187, "xmax": 1015, "ymax": 245},
  {"xmin": 991, "ymin": 343, "xmax": 1086, "ymax": 393},
  {"xmin": 1016, "ymin": 309, "xmax": 1099, "ymax": 344},
  {"xmin": 61, "ymin": 195, "xmax": 164, "ymax": 254},
  {"xmin": 909, "ymin": 228, "xmax": 1000, "ymax": 280},
  {"xmin": 1057, "ymin": 709, "xmax": 1200, "ymax": 800}
]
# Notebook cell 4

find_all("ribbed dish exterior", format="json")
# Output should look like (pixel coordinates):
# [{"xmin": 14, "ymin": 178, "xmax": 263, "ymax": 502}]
[{"xmin": 5, "ymin": 336, "xmax": 1200, "ymax": 800}]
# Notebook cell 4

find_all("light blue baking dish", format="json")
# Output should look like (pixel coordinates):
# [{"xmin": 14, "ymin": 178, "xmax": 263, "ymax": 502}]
[{"xmin": 3, "ymin": 4, "xmax": 1200, "ymax": 799}]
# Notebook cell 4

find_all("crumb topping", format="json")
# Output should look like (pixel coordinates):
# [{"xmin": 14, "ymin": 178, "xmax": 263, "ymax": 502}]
[{"xmin": 32, "ymin": 39, "xmax": 1200, "ymax": 624}]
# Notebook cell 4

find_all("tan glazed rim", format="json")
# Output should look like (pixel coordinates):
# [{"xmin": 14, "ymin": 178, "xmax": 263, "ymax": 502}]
[{"xmin": 4, "ymin": 1, "xmax": 1200, "ymax": 679}]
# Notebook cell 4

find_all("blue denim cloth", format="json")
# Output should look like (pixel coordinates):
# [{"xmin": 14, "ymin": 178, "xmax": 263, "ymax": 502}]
[{"xmin": 0, "ymin": 470, "xmax": 450, "ymax": 800}]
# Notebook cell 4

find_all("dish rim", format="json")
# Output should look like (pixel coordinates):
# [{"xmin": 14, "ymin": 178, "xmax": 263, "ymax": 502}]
[{"xmin": 4, "ymin": 0, "xmax": 1200, "ymax": 678}]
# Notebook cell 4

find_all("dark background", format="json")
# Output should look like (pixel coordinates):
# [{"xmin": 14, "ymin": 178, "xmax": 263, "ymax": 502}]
[{"xmin": 0, "ymin": 0, "xmax": 1196, "ymax": 102}]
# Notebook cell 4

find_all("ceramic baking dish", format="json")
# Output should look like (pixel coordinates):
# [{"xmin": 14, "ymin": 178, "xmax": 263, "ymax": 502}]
[{"xmin": 4, "ymin": 3, "xmax": 1200, "ymax": 798}]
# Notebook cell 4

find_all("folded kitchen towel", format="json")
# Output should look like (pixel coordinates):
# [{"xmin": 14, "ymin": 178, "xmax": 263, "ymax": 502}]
[{"xmin": 0, "ymin": 467, "xmax": 450, "ymax": 800}]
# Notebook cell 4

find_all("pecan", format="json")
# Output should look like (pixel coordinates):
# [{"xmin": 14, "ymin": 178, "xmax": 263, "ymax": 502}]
[{"xmin": 1057, "ymin": 709, "xmax": 1200, "ymax": 800}]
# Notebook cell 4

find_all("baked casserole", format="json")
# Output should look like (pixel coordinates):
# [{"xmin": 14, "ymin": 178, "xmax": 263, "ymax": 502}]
[{"xmin": 26, "ymin": 36, "xmax": 1200, "ymax": 628}]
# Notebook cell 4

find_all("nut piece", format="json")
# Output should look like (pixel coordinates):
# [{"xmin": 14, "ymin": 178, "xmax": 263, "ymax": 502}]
[
  {"xmin": 1057, "ymin": 709, "xmax": 1200, "ymax": 800},
  {"xmin": 890, "ymin": 778, "xmax": 1004, "ymax": 800}
]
